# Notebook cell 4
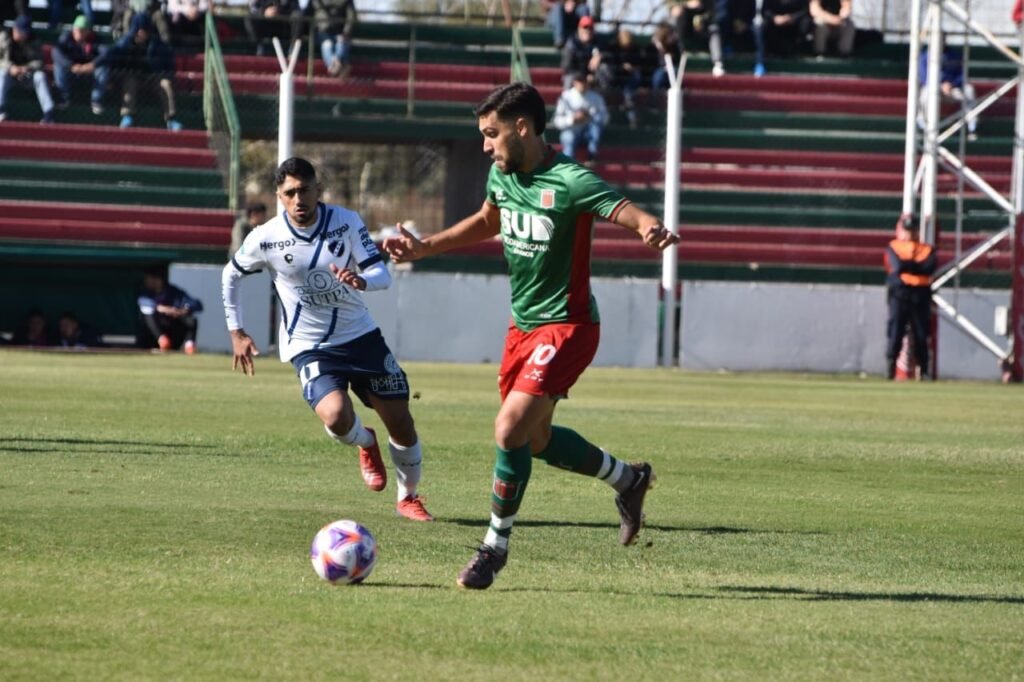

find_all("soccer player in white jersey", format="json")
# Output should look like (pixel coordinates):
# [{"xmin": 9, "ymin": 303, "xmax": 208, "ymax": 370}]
[{"xmin": 222, "ymin": 157, "xmax": 434, "ymax": 522}]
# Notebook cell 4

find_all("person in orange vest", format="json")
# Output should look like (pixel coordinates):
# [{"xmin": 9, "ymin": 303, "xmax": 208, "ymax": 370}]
[{"xmin": 884, "ymin": 214, "xmax": 937, "ymax": 379}]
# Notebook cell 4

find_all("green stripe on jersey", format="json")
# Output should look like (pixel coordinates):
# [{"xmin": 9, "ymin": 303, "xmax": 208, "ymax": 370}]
[{"xmin": 486, "ymin": 149, "xmax": 628, "ymax": 330}]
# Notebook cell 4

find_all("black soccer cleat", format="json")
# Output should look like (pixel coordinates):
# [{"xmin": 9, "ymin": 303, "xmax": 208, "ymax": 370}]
[
  {"xmin": 615, "ymin": 462, "xmax": 655, "ymax": 546},
  {"xmin": 456, "ymin": 545, "xmax": 507, "ymax": 590}
]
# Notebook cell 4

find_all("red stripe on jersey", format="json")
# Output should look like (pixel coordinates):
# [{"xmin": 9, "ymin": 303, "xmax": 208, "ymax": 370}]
[
  {"xmin": 607, "ymin": 199, "xmax": 631, "ymax": 223},
  {"xmin": 566, "ymin": 211, "xmax": 595, "ymax": 321}
]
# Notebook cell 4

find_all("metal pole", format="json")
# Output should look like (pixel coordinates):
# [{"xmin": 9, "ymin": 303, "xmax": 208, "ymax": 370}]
[
  {"xmin": 903, "ymin": 0, "xmax": 923, "ymax": 216},
  {"xmin": 1009, "ymin": 19, "xmax": 1024, "ymax": 381},
  {"xmin": 273, "ymin": 37, "xmax": 301, "ymax": 212},
  {"xmin": 922, "ymin": 2, "xmax": 943, "ymax": 243},
  {"xmin": 661, "ymin": 54, "xmax": 686, "ymax": 368}
]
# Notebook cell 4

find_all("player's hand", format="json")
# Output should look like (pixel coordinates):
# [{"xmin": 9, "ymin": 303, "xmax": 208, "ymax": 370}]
[
  {"xmin": 382, "ymin": 223, "xmax": 427, "ymax": 264},
  {"xmin": 640, "ymin": 223, "xmax": 680, "ymax": 250},
  {"xmin": 329, "ymin": 263, "xmax": 365, "ymax": 290},
  {"xmin": 230, "ymin": 329, "xmax": 259, "ymax": 376}
]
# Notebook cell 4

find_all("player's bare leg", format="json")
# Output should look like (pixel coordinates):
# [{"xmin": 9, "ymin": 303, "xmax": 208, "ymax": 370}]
[
  {"xmin": 368, "ymin": 395, "xmax": 433, "ymax": 521},
  {"xmin": 316, "ymin": 390, "xmax": 387, "ymax": 492}
]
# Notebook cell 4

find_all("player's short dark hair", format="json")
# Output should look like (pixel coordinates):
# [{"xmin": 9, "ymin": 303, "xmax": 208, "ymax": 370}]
[
  {"xmin": 473, "ymin": 82, "xmax": 547, "ymax": 135},
  {"xmin": 275, "ymin": 157, "xmax": 317, "ymax": 186}
]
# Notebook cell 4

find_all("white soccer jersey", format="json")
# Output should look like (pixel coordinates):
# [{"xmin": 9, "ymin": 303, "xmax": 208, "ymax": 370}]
[{"xmin": 223, "ymin": 202, "xmax": 390, "ymax": 362}]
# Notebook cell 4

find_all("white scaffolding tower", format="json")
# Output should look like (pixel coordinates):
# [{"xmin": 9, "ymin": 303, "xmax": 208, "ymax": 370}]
[{"xmin": 903, "ymin": 0, "xmax": 1024, "ymax": 382}]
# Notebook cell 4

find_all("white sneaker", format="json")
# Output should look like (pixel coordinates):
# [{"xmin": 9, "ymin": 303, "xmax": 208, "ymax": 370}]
[{"xmin": 712, "ymin": 62, "xmax": 725, "ymax": 78}]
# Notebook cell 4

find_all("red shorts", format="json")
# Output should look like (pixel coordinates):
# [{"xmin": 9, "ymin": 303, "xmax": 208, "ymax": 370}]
[{"xmin": 498, "ymin": 322, "xmax": 600, "ymax": 401}]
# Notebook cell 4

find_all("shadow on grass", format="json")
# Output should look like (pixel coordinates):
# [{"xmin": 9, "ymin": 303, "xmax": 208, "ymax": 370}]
[
  {"xmin": 0, "ymin": 436, "xmax": 224, "ymax": 456},
  {"xmin": 361, "ymin": 582, "xmax": 448, "ymax": 591},
  {"xmin": 442, "ymin": 517, "xmax": 822, "ymax": 535},
  {"xmin": 497, "ymin": 584, "xmax": 1024, "ymax": 605},
  {"xmin": 717, "ymin": 585, "xmax": 1024, "ymax": 605},
  {"xmin": 5, "ymin": 436, "xmax": 217, "ymax": 448}
]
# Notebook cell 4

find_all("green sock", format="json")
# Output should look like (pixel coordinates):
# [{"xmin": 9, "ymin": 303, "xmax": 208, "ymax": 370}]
[
  {"xmin": 483, "ymin": 443, "xmax": 531, "ymax": 554},
  {"xmin": 534, "ymin": 425, "xmax": 636, "ymax": 494}
]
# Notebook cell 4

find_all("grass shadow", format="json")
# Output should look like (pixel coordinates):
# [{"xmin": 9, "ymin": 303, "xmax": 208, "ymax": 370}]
[
  {"xmin": 4, "ymin": 436, "xmax": 217, "ymax": 449},
  {"xmin": 441, "ymin": 517, "xmax": 821, "ymax": 535},
  {"xmin": 717, "ymin": 585, "xmax": 1024, "ymax": 605}
]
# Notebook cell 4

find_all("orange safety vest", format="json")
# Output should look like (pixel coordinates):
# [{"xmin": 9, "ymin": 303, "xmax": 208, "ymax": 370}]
[{"xmin": 888, "ymin": 239, "xmax": 934, "ymax": 287}]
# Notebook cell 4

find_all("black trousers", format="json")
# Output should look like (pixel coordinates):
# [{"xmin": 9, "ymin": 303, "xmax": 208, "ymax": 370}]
[
  {"xmin": 137, "ymin": 313, "xmax": 198, "ymax": 349},
  {"xmin": 886, "ymin": 286, "xmax": 931, "ymax": 372}
]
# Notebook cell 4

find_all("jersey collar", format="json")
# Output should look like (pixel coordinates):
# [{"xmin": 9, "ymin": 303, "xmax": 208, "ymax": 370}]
[{"xmin": 283, "ymin": 202, "xmax": 327, "ymax": 242}]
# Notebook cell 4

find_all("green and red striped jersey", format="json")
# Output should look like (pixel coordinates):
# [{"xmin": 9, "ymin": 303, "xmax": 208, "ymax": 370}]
[{"xmin": 485, "ymin": 148, "xmax": 630, "ymax": 330}]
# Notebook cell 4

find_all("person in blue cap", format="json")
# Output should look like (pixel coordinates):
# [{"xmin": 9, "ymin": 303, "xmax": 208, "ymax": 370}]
[{"xmin": 94, "ymin": 12, "xmax": 183, "ymax": 130}]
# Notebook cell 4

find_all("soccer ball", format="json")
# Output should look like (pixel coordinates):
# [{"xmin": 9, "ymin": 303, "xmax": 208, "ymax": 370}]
[{"xmin": 310, "ymin": 519, "xmax": 378, "ymax": 585}]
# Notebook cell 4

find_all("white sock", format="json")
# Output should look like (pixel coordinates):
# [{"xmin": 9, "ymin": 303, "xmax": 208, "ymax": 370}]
[
  {"xmin": 388, "ymin": 438, "xmax": 422, "ymax": 501},
  {"xmin": 323, "ymin": 413, "xmax": 375, "ymax": 449}
]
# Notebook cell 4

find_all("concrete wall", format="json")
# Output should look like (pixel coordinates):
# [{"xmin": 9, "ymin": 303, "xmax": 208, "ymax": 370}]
[
  {"xmin": 679, "ymin": 281, "xmax": 1010, "ymax": 381},
  {"xmin": 169, "ymin": 264, "xmax": 273, "ymax": 354},
  {"xmin": 172, "ymin": 265, "xmax": 1010, "ymax": 380},
  {"xmin": 171, "ymin": 266, "xmax": 659, "ymax": 368}
]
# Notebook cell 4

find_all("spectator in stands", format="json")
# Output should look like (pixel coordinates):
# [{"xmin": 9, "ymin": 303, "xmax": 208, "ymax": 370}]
[
  {"xmin": 598, "ymin": 27, "xmax": 646, "ymax": 128},
  {"xmin": 312, "ymin": 0, "xmax": 357, "ymax": 79},
  {"xmin": 0, "ymin": 15, "xmax": 55, "ymax": 124},
  {"xmin": 111, "ymin": 0, "xmax": 171, "ymax": 43},
  {"xmin": 1, "ymin": 2, "xmax": 28, "ymax": 23},
  {"xmin": 884, "ymin": 214, "xmax": 936, "ymax": 380},
  {"xmin": 560, "ymin": 15, "xmax": 606, "ymax": 90},
  {"xmin": 137, "ymin": 267, "xmax": 204, "ymax": 354},
  {"xmin": 649, "ymin": 21, "xmax": 682, "ymax": 89},
  {"xmin": 95, "ymin": 13, "xmax": 183, "ymax": 131},
  {"xmin": 667, "ymin": 0, "xmax": 727, "ymax": 77},
  {"xmin": 167, "ymin": 0, "xmax": 208, "ymax": 47},
  {"xmin": 919, "ymin": 40, "xmax": 979, "ymax": 141},
  {"xmin": 57, "ymin": 312, "xmax": 103, "ymax": 348},
  {"xmin": 52, "ymin": 14, "xmax": 105, "ymax": 113},
  {"xmin": 810, "ymin": 0, "xmax": 854, "ymax": 58},
  {"xmin": 47, "ymin": 0, "xmax": 94, "ymax": 30},
  {"xmin": 12, "ymin": 309, "xmax": 55, "ymax": 347},
  {"xmin": 230, "ymin": 201, "xmax": 268, "ymax": 256},
  {"xmin": 546, "ymin": 0, "xmax": 590, "ymax": 49},
  {"xmin": 731, "ymin": 0, "xmax": 767, "ymax": 77},
  {"xmin": 761, "ymin": 0, "xmax": 811, "ymax": 59},
  {"xmin": 246, "ymin": 0, "xmax": 305, "ymax": 57},
  {"xmin": 553, "ymin": 71, "xmax": 608, "ymax": 165}
]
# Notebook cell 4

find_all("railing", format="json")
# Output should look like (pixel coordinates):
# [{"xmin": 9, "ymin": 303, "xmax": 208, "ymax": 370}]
[
  {"xmin": 204, "ymin": 11, "xmax": 241, "ymax": 213},
  {"xmin": 510, "ymin": 25, "xmax": 532, "ymax": 84}
]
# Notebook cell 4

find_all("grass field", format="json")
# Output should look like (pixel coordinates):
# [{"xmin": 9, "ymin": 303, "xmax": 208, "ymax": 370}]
[{"xmin": 1, "ymin": 349, "xmax": 1022, "ymax": 681}]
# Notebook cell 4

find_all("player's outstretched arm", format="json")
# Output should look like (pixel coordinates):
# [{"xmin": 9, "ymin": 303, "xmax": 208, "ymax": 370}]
[
  {"xmin": 230, "ymin": 328, "xmax": 260, "ymax": 376},
  {"xmin": 383, "ymin": 201, "xmax": 500, "ymax": 263},
  {"xmin": 613, "ymin": 203, "xmax": 680, "ymax": 251}
]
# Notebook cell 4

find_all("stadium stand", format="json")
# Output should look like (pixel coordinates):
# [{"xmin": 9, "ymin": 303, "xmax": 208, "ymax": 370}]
[{"xmin": 0, "ymin": 10, "xmax": 1015, "ymax": 339}]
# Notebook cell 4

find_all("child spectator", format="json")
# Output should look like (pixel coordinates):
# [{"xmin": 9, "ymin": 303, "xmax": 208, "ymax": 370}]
[{"xmin": 0, "ymin": 15, "xmax": 55, "ymax": 124}]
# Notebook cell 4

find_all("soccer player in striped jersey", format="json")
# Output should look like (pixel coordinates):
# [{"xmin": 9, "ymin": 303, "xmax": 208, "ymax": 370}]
[
  {"xmin": 222, "ymin": 157, "xmax": 433, "ymax": 522},
  {"xmin": 383, "ymin": 83, "xmax": 680, "ymax": 588}
]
